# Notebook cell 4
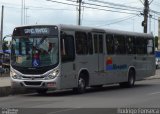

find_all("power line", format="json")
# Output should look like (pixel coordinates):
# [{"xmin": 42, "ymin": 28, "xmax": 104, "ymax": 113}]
[
  {"xmin": 152, "ymin": 3, "xmax": 160, "ymax": 7},
  {"xmin": 46, "ymin": 0, "xmax": 139, "ymax": 15},
  {"xmin": 88, "ymin": 0, "xmax": 160, "ymax": 16},
  {"xmin": 150, "ymin": 16, "xmax": 159, "ymax": 20},
  {"xmin": 84, "ymin": 15, "xmax": 134, "ymax": 23},
  {"xmin": 1, "ymin": 1, "xmax": 148, "ymax": 15},
  {"xmin": 150, "ymin": 9, "xmax": 160, "ymax": 15},
  {"xmin": 139, "ymin": 0, "xmax": 144, "ymax": 5},
  {"xmin": 46, "ymin": 0, "xmax": 78, "ymax": 7},
  {"xmin": 84, "ymin": 1, "xmax": 141, "ymax": 13},
  {"xmin": 96, "ymin": 15, "xmax": 138, "ymax": 27},
  {"xmin": 2, "ymin": 0, "xmax": 158, "ymax": 16},
  {"xmin": 149, "ymin": 0, "xmax": 154, "ymax": 4},
  {"xmin": 88, "ymin": 0, "xmax": 160, "ymax": 19},
  {"xmin": 5, "ymin": 5, "xmax": 73, "ymax": 11},
  {"xmin": 88, "ymin": 0, "xmax": 143, "ymax": 11},
  {"xmin": 0, "ymin": 1, "xmax": 75, "ymax": 11},
  {"xmin": 0, "ymin": 2, "xmax": 75, "ymax": 12},
  {"xmin": 65, "ymin": 0, "xmax": 141, "ymax": 25},
  {"xmin": 66, "ymin": 0, "xmax": 142, "ymax": 12}
]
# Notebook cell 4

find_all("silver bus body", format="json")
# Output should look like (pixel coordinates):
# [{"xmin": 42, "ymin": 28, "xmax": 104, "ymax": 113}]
[{"xmin": 10, "ymin": 24, "xmax": 155, "ymax": 93}]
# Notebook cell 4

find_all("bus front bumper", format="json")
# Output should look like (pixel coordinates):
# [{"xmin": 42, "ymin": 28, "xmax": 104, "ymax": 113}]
[{"xmin": 11, "ymin": 77, "xmax": 60, "ymax": 90}]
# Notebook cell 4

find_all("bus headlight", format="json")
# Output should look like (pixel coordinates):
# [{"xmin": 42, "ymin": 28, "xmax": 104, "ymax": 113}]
[
  {"xmin": 10, "ymin": 70, "xmax": 22, "ymax": 79},
  {"xmin": 46, "ymin": 69, "xmax": 60, "ymax": 80}
]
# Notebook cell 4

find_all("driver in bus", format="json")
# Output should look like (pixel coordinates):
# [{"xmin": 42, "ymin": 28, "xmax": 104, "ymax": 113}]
[{"xmin": 38, "ymin": 38, "xmax": 57, "ymax": 64}]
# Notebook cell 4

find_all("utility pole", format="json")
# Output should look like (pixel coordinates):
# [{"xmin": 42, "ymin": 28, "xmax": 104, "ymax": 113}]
[
  {"xmin": 77, "ymin": 0, "xmax": 82, "ymax": 25},
  {"xmin": 21, "ymin": 0, "xmax": 23, "ymax": 25},
  {"xmin": 24, "ymin": 0, "xmax": 26, "ymax": 25},
  {"xmin": 21, "ymin": 0, "xmax": 26, "ymax": 25},
  {"xmin": 158, "ymin": 17, "xmax": 160, "ymax": 50},
  {"xmin": 0, "ymin": 5, "xmax": 4, "ymax": 51},
  {"xmin": 149, "ymin": 14, "xmax": 152, "ymax": 33},
  {"xmin": 142, "ymin": 0, "xmax": 149, "ymax": 33}
]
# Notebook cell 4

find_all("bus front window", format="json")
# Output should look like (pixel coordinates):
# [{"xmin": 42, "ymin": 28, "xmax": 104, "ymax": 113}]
[{"xmin": 11, "ymin": 36, "xmax": 58, "ymax": 67}]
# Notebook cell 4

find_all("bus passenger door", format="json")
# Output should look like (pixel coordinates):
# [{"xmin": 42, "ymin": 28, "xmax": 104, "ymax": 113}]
[
  {"xmin": 60, "ymin": 33, "xmax": 76, "ymax": 89},
  {"xmin": 92, "ymin": 33, "xmax": 105, "ymax": 84}
]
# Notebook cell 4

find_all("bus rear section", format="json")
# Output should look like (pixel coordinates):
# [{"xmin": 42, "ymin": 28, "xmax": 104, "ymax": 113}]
[{"xmin": 105, "ymin": 34, "xmax": 155, "ymax": 84}]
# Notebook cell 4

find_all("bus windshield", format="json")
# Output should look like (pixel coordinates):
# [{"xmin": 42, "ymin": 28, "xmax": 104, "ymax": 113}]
[{"xmin": 11, "ymin": 36, "xmax": 58, "ymax": 68}]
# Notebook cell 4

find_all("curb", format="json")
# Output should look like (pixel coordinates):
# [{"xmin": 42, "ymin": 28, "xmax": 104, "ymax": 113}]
[
  {"xmin": 0, "ymin": 86, "xmax": 11, "ymax": 97},
  {"xmin": 145, "ymin": 75, "xmax": 160, "ymax": 80},
  {"xmin": 0, "ymin": 86, "xmax": 34, "ymax": 97}
]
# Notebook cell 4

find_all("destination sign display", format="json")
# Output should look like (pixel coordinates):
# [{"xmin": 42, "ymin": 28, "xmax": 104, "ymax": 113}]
[
  {"xmin": 13, "ymin": 26, "xmax": 58, "ymax": 36},
  {"xmin": 24, "ymin": 28, "xmax": 49, "ymax": 35}
]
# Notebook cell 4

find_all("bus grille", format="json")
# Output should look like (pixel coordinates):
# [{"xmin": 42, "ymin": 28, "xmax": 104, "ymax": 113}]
[
  {"xmin": 24, "ymin": 81, "xmax": 42, "ymax": 86},
  {"xmin": 22, "ymin": 76, "xmax": 45, "ymax": 80}
]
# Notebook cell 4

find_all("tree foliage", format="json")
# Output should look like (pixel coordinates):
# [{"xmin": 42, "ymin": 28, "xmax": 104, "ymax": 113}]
[{"xmin": 2, "ymin": 41, "xmax": 9, "ymax": 51}]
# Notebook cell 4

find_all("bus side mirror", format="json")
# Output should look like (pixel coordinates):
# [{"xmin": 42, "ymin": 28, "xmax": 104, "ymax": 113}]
[{"xmin": 2, "ymin": 35, "xmax": 11, "ymax": 53}]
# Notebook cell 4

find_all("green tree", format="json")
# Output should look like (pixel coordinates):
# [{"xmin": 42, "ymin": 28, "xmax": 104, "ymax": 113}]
[{"xmin": 2, "ymin": 41, "xmax": 9, "ymax": 51}]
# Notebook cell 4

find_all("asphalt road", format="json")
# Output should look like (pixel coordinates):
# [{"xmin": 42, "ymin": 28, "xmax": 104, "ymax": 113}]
[{"xmin": 0, "ymin": 70, "xmax": 160, "ymax": 114}]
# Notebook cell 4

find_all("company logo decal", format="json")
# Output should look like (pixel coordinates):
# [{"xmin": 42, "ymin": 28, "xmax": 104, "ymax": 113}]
[{"xmin": 106, "ymin": 57, "xmax": 127, "ymax": 70}]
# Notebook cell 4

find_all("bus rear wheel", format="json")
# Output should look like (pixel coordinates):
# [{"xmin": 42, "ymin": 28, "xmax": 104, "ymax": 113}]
[{"xmin": 119, "ymin": 69, "xmax": 135, "ymax": 88}]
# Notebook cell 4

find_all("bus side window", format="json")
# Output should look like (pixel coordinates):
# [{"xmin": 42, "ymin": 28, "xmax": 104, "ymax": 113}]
[
  {"xmin": 93, "ymin": 34, "xmax": 103, "ymax": 54},
  {"xmin": 75, "ymin": 32, "xmax": 88, "ymax": 55},
  {"xmin": 106, "ymin": 34, "xmax": 114, "ymax": 54},
  {"xmin": 126, "ymin": 36, "xmax": 136, "ymax": 54},
  {"xmin": 88, "ymin": 33, "xmax": 93, "ymax": 54},
  {"xmin": 61, "ymin": 35, "xmax": 75, "ymax": 62},
  {"xmin": 114, "ymin": 35, "xmax": 126, "ymax": 54},
  {"xmin": 99, "ymin": 35, "xmax": 103, "ymax": 53},
  {"xmin": 94, "ymin": 34, "xmax": 98, "ymax": 53},
  {"xmin": 144, "ymin": 38, "xmax": 148, "ymax": 54},
  {"xmin": 136, "ymin": 37, "xmax": 146, "ymax": 54},
  {"xmin": 147, "ymin": 38, "xmax": 154, "ymax": 55}
]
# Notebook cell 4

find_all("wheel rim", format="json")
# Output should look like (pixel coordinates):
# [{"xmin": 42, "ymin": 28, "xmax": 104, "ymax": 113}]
[
  {"xmin": 130, "ymin": 75, "xmax": 134, "ymax": 85},
  {"xmin": 79, "ymin": 78, "xmax": 85, "ymax": 91},
  {"xmin": 129, "ymin": 71, "xmax": 135, "ymax": 86}
]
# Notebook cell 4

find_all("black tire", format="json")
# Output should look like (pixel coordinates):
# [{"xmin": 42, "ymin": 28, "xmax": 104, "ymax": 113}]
[
  {"xmin": 127, "ymin": 70, "xmax": 135, "ymax": 87},
  {"xmin": 36, "ymin": 89, "xmax": 48, "ymax": 95},
  {"xmin": 156, "ymin": 65, "xmax": 158, "ymax": 69},
  {"xmin": 73, "ymin": 76, "xmax": 86, "ymax": 94},
  {"xmin": 119, "ymin": 70, "xmax": 135, "ymax": 88}
]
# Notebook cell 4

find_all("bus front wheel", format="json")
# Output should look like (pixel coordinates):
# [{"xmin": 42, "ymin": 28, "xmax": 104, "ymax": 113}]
[{"xmin": 73, "ymin": 76, "xmax": 86, "ymax": 94}]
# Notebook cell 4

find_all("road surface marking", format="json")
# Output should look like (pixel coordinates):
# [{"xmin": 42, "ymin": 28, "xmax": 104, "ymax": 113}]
[
  {"xmin": 47, "ymin": 108, "xmax": 80, "ymax": 114},
  {"xmin": 148, "ymin": 92, "xmax": 160, "ymax": 95}
]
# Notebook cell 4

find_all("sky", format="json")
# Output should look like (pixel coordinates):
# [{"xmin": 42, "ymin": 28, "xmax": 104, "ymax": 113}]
[{"xmin": 0, "ymin": 0, "xmax": 160, "ymax": 38}]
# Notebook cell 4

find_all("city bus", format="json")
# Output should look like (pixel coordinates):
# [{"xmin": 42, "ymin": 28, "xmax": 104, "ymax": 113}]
[{"xmin": 10, "ymin": 25, "xmax": 155, "ymax": 94}]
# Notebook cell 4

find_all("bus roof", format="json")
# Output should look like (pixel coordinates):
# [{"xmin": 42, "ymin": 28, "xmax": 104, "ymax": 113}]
[
  {"xmin": 13, "ymin": 24, "xmax": 153, "ymax": 38},
  {"xmin": 59, "ymin": 24, "xmax": 153, "ymax": 38}
]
